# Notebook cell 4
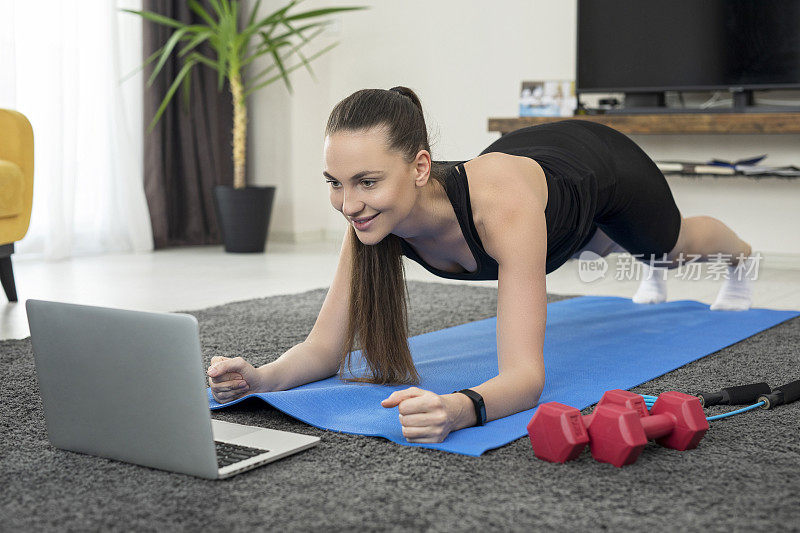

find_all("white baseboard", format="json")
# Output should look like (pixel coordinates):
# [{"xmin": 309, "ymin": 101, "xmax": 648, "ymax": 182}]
[
  {"xmin": 267, "ymin": 229, "xmax": 335, "ymax": 244},
  {"xmin": 760, "ymin": 252, "xmax": 800, "ymax": 270}
]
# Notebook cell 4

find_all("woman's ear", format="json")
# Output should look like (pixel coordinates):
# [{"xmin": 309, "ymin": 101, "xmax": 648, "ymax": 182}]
[{"xmin": 413, "ymin": 150, "xmax": 432, "ymax": 187}]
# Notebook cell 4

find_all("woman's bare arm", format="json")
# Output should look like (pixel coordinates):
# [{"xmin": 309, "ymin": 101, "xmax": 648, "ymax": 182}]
[
  {"xmin": 445, "ymin": 160, "xmax": 548, "ymax": 428},
  {"xmin": 209, "ymin": 225, "xmax": 354, "ymax": 400},
  {"xmin": 261, "ymin": 339, "xmax": 342, "ymax": 391},
  {"xmin": 264, "ymin": 226, "xmax": 356, "ymax": 390}
]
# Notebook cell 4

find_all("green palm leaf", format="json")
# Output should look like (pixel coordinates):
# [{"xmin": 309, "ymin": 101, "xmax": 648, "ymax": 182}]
[
  {"xmin": 244, "ymin": 25, "xmax": 327, "ymax": 91},
  {"xmin": 187, "ymin": 0, "xmax": 218, "ymax": 29},
  {"xmin": 147, "ymin": 58, "xmax": 197, "ymax": 134},
  {"xmin": 148, "ymin": 25, "xmax": 203, "ymax": 86},
  {"xmin": 123, "ymin": 0, "xmax": 369, "ymax": 188},
  {"xmin": 120, "ymin": 46, "xmax": 164, "ymax": 84},
  {"xmin": 177, "ymin": 29, "xmax": 213, "ymax": 58},
  {"xmin": 244, "ymin": 41, "xmax": 339, "ymax": 98},
  {"xmin": 120, "ymin": 8, "xmax": 184, "ymax": 29}
]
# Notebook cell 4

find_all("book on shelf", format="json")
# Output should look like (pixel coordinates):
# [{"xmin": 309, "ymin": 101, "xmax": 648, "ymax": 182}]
[
  {"xmin": 737, "ymin": 165, "xmax": 800, "ymax": 176},
  {"xmin": 655, "ymin": 161, "xmax": 736, "ymax": 175},
  {"xmin": 656, "ymin": 155, "xmax": 800, "ymax": 177}
]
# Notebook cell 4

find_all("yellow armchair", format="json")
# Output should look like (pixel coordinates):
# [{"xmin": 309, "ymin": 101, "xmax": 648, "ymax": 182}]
[{"xmin": 0, "ymin": 109, "xmax": 34, "ymax": 302}]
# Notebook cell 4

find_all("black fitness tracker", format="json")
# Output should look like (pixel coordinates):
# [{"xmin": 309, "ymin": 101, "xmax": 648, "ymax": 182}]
[{"xmin": 453, "ymin": 388, "xmax": 486, "ymax": 426}]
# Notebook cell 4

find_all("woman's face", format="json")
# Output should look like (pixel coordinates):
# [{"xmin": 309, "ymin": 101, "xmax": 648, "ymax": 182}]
[{"xmin": 323, "ymin": 129, "xmax": 428, "ymax": 245}]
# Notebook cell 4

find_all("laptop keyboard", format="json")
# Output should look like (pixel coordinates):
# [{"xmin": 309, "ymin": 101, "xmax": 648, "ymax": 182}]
[{"xmin": 214, "ymin": 441, "xmax": 270, "ymax": 468}]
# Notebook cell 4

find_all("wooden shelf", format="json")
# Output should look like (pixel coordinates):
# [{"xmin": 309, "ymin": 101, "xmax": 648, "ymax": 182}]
[
  {"xmin": 663, "ymin": 172, "xmax": 798, "ymax": 179},
  {"xmin": 488, "ymin": 113, "xmax": 800, "ymax": 135}
]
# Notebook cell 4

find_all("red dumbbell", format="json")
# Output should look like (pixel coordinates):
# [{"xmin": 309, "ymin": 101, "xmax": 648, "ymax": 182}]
[
  {"xmin": 527, "ymin": 390, "xmax": 650, "ymax": 463},
  {"xmin": 588, "ymin": 391, "xmax": 709, "ymax": 467}
]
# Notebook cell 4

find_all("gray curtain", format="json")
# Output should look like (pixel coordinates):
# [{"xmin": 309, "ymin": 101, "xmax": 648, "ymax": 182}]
[{"xmin": 142, "ymin": 0, "xmax": 234, "ymax": 248}]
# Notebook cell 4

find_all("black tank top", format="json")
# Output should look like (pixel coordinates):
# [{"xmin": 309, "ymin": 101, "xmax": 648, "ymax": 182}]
[
  {"xmin": 399, "ymin": 121, "xmax": 617, "ymax": 279},
  {"xmin": 399, "ymin": 162, "xmax": 495, "ymax": 280}
]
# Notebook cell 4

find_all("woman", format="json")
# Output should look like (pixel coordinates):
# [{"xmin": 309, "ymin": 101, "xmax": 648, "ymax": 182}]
[{"xmin": 207, "ymin": 86, "xmax": 756, "ymax": 443}]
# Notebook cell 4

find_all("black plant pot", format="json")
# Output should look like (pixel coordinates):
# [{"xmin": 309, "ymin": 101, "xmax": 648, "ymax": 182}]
[{"xmin": 212, "ymin": 185, "xmax": 276, "ymax": 253}]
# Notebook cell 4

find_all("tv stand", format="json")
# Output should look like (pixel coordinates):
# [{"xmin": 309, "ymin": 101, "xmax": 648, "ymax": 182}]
[
  {"xmin": 595, "ymin": 89, "xmax": 800, "ymax": 114},
  {"xmin": 603, "ymin": 105, "xmax": 800, "ymax": 115},
  {"xmin": 487, "ymin": 112, "xmax": 800, "ymax": 135},
  {"xmin": 624, "ymin": 91, "xmax": 666, "ymax": 109}
]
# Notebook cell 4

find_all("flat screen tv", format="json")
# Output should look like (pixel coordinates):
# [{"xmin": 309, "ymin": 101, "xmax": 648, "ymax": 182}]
[{"xmin": 577, "ymin": 0, "xmax": 800, "ymax": 112}]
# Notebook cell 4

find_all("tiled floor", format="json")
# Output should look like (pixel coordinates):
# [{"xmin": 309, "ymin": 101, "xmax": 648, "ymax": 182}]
[{"xmin": 2, "ymin": 241, "xmax": 799, "ymax": 340}]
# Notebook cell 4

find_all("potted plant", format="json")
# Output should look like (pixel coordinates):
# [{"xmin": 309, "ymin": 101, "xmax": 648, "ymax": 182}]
[{"xmin": 125, "ymin": 0, "xmax": 367, "ymax": 252}]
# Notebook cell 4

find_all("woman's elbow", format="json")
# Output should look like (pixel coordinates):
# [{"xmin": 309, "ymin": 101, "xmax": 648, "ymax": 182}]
[
  {"xmin": 529, "ymin": 375, "xmax": 545, "ymax": 405},
  {"xmin": 516, "ymin": 370, "xmax": 545, "ymax": 406}
]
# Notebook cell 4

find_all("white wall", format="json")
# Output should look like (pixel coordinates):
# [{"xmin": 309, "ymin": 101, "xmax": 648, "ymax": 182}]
[{"xmin": 246, "ymin": 0, "xmax": 800, "ymax": 256}]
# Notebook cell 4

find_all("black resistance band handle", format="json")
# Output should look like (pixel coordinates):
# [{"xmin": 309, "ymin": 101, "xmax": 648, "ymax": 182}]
[
  {"xmin": 696, "ymin": 382, "xmax": 771, "ymax": 407},
  {"xmin": 758, "ymin": 379, "xmax": 800, "ymax": 410}
]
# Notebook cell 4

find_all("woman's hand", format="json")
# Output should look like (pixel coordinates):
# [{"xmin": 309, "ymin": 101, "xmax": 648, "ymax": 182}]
[
  {"xmin": 381, "ymin": 387, "xmax": 460, "ymax": 443},
  {"xmin": 206, "ymin": 356, "xmax": 267, "ymax": 404}
]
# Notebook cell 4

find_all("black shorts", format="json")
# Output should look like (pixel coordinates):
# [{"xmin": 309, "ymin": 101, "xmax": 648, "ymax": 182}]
[{"xmin": 570, "ymin": 120, "xmax": 683, "ymax": 260}]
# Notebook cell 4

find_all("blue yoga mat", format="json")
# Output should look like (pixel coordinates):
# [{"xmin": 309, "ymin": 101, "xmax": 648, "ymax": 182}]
[{"xmin": 208, "ymin": 295, "xmax": 799, "ymax": 456}]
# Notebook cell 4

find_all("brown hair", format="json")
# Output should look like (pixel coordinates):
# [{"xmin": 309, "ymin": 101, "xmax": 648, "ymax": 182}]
[{"xmin": 324, "ymin": 87, "xmax": 450, "ymax": 385}]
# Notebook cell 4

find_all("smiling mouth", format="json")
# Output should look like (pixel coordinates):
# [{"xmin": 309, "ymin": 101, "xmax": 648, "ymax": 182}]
[{"xmin": 351, "ymin": 214, "xmax": 378, "ymax": 223}]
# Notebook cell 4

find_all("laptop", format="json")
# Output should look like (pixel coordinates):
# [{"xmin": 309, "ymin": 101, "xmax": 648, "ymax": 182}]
[{"xmin": 25, "ymin": 299, "xmax": 320, "ymax": 479}]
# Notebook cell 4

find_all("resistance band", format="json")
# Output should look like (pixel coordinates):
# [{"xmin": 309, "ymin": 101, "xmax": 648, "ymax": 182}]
[{"xmin": 640, "ymin": 379, "xmax": 799, "ymax": 422}]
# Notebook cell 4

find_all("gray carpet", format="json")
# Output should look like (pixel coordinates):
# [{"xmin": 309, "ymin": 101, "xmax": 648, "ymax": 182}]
[{"xmin": 2, "ymin": 281, "xmax": 799, "ymax": 531}]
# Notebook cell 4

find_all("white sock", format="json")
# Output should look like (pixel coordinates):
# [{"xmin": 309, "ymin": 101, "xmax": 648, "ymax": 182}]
[
  {"xmin": 632, "ymin": 262, "xmax": 668, "ymax": 304},
  {"xmin": 710, "ymin": 254, "xmax": 759, "ymax": 311}
]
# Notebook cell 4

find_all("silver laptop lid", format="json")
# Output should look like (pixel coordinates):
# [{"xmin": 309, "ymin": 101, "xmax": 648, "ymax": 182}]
[{"xmin": 26, "ymin": 299, "xmax": 219, "ymax": 479}]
